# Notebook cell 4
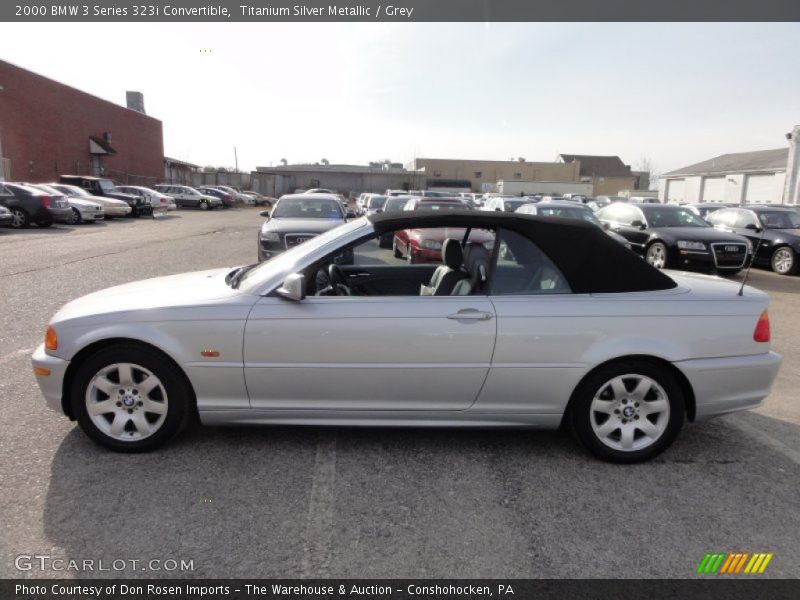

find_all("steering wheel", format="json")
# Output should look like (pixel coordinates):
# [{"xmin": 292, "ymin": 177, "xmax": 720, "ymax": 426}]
[{"xmin": 327, "ymin": 264, "xmax": 351, "ymax": 296}]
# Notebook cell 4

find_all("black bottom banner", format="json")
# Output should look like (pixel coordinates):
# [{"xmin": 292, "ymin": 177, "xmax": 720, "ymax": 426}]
[{"xmin": 3, "ymin": 579, "xmax": 800, "ymax": 600}]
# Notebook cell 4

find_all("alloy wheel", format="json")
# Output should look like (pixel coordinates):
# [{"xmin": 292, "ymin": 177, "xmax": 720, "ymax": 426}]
[
  {"xmin": 772, "ymin": 248, "xmax": 794, "ymax": 275},
  {"xmin": 646, "ymin": 243, "xmax": 667, "ymax": 269},
  {"xmin": 10, "ymin": 208, "xmax": 28, "ymax": 228},
  {"xmin": 589, "ymin": 374, "xmax": 670, "ymax": 452},
  {"xmin": 85, "ymin": 362, "xmax": 168, "ymax": 442}
]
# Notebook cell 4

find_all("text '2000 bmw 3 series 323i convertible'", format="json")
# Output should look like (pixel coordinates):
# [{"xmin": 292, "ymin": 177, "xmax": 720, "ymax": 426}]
[{"xmin": 32, "ymin": 211, "xmax": 781, "ymax": 462}]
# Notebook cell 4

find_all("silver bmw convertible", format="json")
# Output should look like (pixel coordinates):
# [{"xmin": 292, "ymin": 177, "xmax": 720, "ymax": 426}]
[{"xmin": 32, "ymin": 211, "xmax": 782, "ymax": 462}]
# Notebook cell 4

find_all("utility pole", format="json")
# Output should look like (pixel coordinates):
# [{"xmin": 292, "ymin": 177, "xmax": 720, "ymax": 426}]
[{"xmin": 234, "ymin": 146, "xmax": 239, "ymax": 172}]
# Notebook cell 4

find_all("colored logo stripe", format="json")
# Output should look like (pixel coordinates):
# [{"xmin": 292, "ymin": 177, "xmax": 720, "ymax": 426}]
[{"xmin": 697, "ymin": 552, "xmax": 773, "ymax": 574}]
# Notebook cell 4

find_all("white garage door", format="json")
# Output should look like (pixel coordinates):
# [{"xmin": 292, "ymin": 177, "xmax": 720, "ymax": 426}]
[
  {"xmin": 744, "ymin": 175, "xmax": 776, "ymax": 204},
  {"xmin": 701, "ymin": 177, "xmax": 725, "ymax": 202},
  {"xmin": 665, "ymin": 179, "xmax": 685, "ymax": 203}
]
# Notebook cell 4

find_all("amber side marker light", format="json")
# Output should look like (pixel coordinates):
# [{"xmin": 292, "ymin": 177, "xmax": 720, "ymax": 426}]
[
  {"xmin": 33, "ymin": 367, "xmax": 51, "ymax": 377},
  {"xmin": 44, "ymin": 326, "xmax": 58, "ymax": 351},
  {"xmin": 753, "ymin": 310, "xmax": 771, "ymax": 343},
  {"xmin": 201, "ymin": 349, "xmax": 220, "ymax": 358}
]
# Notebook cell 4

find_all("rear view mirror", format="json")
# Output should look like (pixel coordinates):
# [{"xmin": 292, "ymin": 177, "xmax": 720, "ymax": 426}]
[{"xmin": 276, "ymin": 273, "xmax": 305, "ymax": 301}]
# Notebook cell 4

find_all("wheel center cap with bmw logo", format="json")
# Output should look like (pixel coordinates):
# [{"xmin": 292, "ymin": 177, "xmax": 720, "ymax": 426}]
[{"xmin": 622, "ymin": 406, "xmax": 635, "ymax": 418}]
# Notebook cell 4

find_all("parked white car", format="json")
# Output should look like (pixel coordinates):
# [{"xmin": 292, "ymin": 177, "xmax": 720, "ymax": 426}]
[
  {"xmin": 32, "ymin": 212, "xmax": 781, "ymax": 462},
  {"xmin": 115, "ymin": 185, "xmax": 176, "ymax": 213},
  {"xmin": 31, "ymin": 184, "xmax": 104, "ymax": 224},
  {"xmin": 48, "ymin": 183, "xmax": 131, "ymax": 218}
]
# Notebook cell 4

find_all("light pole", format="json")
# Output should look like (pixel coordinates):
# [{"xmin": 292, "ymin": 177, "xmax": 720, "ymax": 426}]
[{"xmin": 0, "ymin": 84, "xmax": 4, "ymax": 180}]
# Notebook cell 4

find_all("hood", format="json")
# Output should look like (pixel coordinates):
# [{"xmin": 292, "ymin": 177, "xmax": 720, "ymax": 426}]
[
  {"xmin": 51, "ymin": 268, "xmax": 247, "ymax": 324},
  {"xmin": 650, "ymin": 226, "xmax": 748, "ymax": 243},
  {"xmin": 261, "ymin": 217, "xmax": 345, "ymax": 235},
  {"xmin": 107, "ymin": 191, "xmax": 140, "ymax": 203},
  {"xmin": 68, "ymin": 197, "xmax": 103, "ymax": 209}
]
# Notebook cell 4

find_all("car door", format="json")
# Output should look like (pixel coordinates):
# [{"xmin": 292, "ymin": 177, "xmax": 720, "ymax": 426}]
[{"xmin": 243, "ymin": 231, "xmax": 497, "ymax": 411}]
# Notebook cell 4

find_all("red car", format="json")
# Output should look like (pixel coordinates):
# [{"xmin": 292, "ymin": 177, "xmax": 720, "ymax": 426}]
[{"xmin": 393, "ymin": 226, "xmax": 495, "ymax": 263}]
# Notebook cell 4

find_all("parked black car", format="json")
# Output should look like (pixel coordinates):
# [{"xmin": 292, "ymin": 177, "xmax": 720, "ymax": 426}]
[
  {"xmin": 0, "ymin": 182, "xmax": 72, "ymax": 228},
  {"xmin": 706, "ymin": 205, "xmax": 800, "ymax": 275},
  {"xmin": 0, "ymin": 206, "xmax": 13, "ymax": 227},
  {"xmin": 258, "ymin": 194, "xmax": 353, "ymax": 262},
  {"xmin": 59, "ymin": 175, "xmax": 152, "ymax": 217},
  {"xmin": 197, "ymin": 186, "xmax": 234, "ymax": 208},
  {"xmin": 597, "ymin": 202, "xmax": 751, "ymax": 274}
]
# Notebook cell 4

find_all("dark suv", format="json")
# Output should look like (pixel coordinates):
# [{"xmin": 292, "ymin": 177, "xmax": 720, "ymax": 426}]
[
  {"xmin": 59, "ymin": 175, "xmax": 152, "ymax": 217},
  {"xmin": 0, "ymin": 182, "xmax": 73, "ymax": 228}
]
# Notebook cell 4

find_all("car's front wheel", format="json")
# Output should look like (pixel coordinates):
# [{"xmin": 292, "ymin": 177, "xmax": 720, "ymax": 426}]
[
  {"xmin": 771, "ymin": 246, "xmax": 798, "ymax": 275},
  {"xmin": 645, "ymin": 242, "xmax": 669, "ymax": 269},
  {"xmin": 68, "ymin": 208, "xmax": 82, "ymax": 225},
  {"xmin": 199, "ymin": 200, "xmax": 209, "ymax": 211},
  {"xmin": 70, "ymin": 344, "xmax": 193, "ymax": 452},
  {"xmin": 570, "ymin": 360, "xmax": 684, "ymax": 462}
]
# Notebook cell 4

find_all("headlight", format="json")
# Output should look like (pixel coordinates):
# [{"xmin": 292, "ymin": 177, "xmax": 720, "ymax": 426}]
[
  {"xmin": 261, "ymin": 231, "xmax": 280, "ymax": 242},
  {"xmin": 677, "ymin": 240, "xmax": 707, "ymax": 251},
  {"xmin": 421, "ymin": 240, "xmax": 443, "ymax": 250}
]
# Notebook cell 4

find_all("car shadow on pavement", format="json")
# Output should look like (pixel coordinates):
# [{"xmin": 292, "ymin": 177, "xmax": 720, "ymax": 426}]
[{"xmin": 41, "ymin": 411, "xmax": 800, "ymax": 578}]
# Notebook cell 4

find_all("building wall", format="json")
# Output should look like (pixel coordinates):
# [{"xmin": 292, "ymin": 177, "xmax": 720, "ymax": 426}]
[
  {"xmin": 408, "ymin": 158, "xmax": 580, "ymax": 191},
  {"xmin": 0, "ymin": 60, "xmax": 164, "ymax": 184},
  {"xmin": 251, "ymin": 168, "xmax": 425, "ymax": 198},
  {"xmin": 659, "ymin": 172, "xmax": 786, "ymax": 204},
  {"xmin": 592, "ymin": 175, "xmax": 635, "ymax": 196}
]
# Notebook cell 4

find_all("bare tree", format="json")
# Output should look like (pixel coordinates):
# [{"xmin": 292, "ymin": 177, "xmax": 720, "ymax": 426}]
[{"xmin": 634, "ymin": 156, "xmax": 659, "ymax": 190}]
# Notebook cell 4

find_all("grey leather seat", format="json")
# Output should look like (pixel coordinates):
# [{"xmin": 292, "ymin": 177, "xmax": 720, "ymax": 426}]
[
  {"xmin": 451, "ymin": 243, "xmax": 491, "ymax": 296},
  {"xmin": 420, "ymin": 239, "xmax": 468, "ymax": 296}
]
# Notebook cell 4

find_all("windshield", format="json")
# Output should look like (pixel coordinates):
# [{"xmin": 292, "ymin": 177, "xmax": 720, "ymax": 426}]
[
  {"xmin": 98, "ymin": 179, "xmax": 116, "ymax": 191},
  {"xmin": 384, "ymin": 197, "xmax": 409, "ymax": 212},
  {"xmin": 238, "ymin": 219, "xmax": 367, "ymax": 292},
  {"xmin": 503, "ymin": 200, "xmax": 530, "ymax": 211},
  {"xmin": 55, "ymin": 184, "xmax": 88, "ymax": 197},
  {"xmin": 271, "ymin": 198, "xmax": 344, "ymax": 219},
  {"xmin": 643, "ymin": 207, "xmax": 709, "ymax": 227},
  {"xmin": 417, "ymin": 202, "xmax": 464, "ymax": 211},
  {"xmin": 537, "ymin": 206, "xmax": 600, "ymax": 225},
  {"xmin": 759, "ymin": 210, "xmax": 800, "ymax": 229},
  {"xmin": 367, "ymin": 196, "xmax": 388, "ymax": 209}
]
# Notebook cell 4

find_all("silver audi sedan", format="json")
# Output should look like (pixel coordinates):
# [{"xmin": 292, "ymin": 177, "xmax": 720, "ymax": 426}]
[{"xmin": 32, "ymin": 211, "xmax": 781, "ymax": 462}]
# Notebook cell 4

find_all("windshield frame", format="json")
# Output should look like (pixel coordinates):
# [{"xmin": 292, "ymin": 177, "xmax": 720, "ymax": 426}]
[
  {"xmin": 641, "ymin": 206, "xmax": 710, "ymax": 228},
  {"xmin": 270, "ymin": 197, "xmax": 345, "ymax": 220}
]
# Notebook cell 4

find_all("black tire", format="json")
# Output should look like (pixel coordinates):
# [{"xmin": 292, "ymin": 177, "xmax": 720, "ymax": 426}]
[
  {"xmin": 199, "ymin": 200, "xmax": 209, "ymax": 211},
  {"xmin": 770, "ymin": 246, "xmax": 798, "ymax": 276},
  {"xmin": 69, "ymin": 208, "xmax": 82, "ymax": 225},
  {"xmin": 10, "ymin": 207, "xmax": 30, "ymax": 229},
  {"xmin": 393, "ymin": 239, "xmax": 402, "ymax": 259},
  {"xmin": 569, "ymin": 360, "xmax": 685, "ymax": 463},
  {"xmin": 70, "ymin": 344, "xmax": 194, "ymax": 452}
]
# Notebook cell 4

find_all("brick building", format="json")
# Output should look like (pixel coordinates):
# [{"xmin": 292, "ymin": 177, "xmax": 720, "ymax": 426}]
[{"xmin": 0, "ymin": 60, "xmax": 163, "ymax": 184}]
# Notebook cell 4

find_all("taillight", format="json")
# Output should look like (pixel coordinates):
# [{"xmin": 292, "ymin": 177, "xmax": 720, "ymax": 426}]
[
  {"xmin": 753, "ymin": 310, "xmax": 770, "ymax": 343},
  {"xmin": 39, "ymin": 195, "xmax": 51, "ymax": 208}
]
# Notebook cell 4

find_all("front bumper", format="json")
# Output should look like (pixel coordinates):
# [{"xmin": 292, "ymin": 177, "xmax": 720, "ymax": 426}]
[
  {"xmin": 0, "ymin": 214, "xmax": 12, "ymax": 226},
  {"xmin": 78, "ymin": 207, "xmax": 105, "ymax": 221},
  {"xmin": 106, "ymin": 206, "xmax": 132, "ymax": 217},
  {"xmin": 675, "ymin": 351, "xmax": 782, "ymax": 420},
  {"xmin": 31, "ymin": 343, "xmax": 69, "ymax": 415},
  {"xmin": 672, "ymin": 247, "xmax": 749, "ymax": 273}
]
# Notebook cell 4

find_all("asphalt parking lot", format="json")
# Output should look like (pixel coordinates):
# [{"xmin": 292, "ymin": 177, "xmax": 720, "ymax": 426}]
[{"xmin": 1, "ymin": 208, "xmax": 799, "ymax": 579}]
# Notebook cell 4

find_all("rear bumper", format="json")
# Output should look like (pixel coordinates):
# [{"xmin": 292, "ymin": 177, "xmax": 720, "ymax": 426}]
[
  {"xmin": 675, "ymin": 351, "xmax": 782, "ymax": 420},
  {"xmin": 31, "ymin": 344, "xmax": 69, "ymax": 415},
  {"xmin": 47, "ymin": 207, "xmax": 73, "ymax": 223}
]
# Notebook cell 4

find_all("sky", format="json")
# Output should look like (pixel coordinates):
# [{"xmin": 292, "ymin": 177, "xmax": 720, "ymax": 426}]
[{"xmin": 0, "ymin": 22, "xmax": 798, "ymax": 175}]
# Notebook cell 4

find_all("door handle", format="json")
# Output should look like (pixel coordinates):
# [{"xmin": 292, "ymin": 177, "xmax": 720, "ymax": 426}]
[{"xmin": 446, "ymin": 309, "xmax": 493, "ymax": 321}]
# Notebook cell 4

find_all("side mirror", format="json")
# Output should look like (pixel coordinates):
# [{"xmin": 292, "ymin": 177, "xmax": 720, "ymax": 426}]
[
  {"xmin": 375, "ymin": 208, "xmax": 383, "ymax": 213},
  {"xmin": 745, "ymin": 223, "xmax": 763, "ymax": 233},
  {"xmin": 346, "ymin": 210, "xmax": 357, "ymax": 219},
  {"xmin": 259, "ymin": 210, "xmax": 271, "ymax": 218},
  {"xmin": 602, "ymin": 222, "xmax": 610, "ymax": 230},
  {"xmin": 276, "ymin": 273, "xmax": 305, "ymax": 301},
  {"xmin": 631, "ymin": 220, "xmax": 646, "ymax": 230},
  {"xmin": 495, "ymin": 207, "xmax": 502, "ymax": 212}
]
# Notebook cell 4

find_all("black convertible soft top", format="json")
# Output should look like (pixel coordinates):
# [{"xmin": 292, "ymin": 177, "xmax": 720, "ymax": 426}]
[{"xmin": 368, "ymin": 211, "xmax": 677, "ymax": 294}]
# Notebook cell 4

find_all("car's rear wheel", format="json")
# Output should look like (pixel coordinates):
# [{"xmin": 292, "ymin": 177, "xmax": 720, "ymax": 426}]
[
  {"xmin": 10, "ymin": 208, "xmax": 29, "ymax": 229},
  {"xmin": 70, "ymin": 344, "xmax": 193, "ymax": 452},
  {"xmin": 645, "ymin": 242, "xmax": 668, "ymax": 269},
  {"xmin": 570, "ymin": 360, "xmax": 684, "ymax": 463},
  {"xmin": 771, "ymin": 246, "xmax": 797, "ymax": 275}
]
